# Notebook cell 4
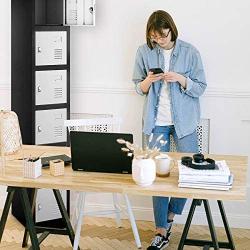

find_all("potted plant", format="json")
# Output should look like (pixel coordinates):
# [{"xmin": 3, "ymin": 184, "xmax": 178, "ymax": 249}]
[{"xmin": 117, "ymin": 134, "xmax": 167, "ymax": 186}]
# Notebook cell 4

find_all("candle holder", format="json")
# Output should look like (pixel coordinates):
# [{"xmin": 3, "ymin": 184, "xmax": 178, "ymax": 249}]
[
  {"xmin": 23, "ymin": 157, "xmax": 42, "ymax": 179},
  {"xmin": 50, "ymin": 159, "xmax": 64, "ymax": 176}
]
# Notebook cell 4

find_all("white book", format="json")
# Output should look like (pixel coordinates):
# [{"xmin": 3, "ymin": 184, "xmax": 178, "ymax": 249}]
[
  {"xmin": 179, "ymin": 174, "xmax": 233, "ymax": 185},
  {"xmin": 178, "ymin": 183, "xmax": 232, "ymax": 191},
  {"xmin": 179, "ymin": 174, "xmax": 230, "ymax": 183},
  {"xmin": 178, "ymin": 160, "xmax": 230, "ymax": 176},
  {"xmin": 178, "ymin": 175, "xmax": 233, "ymax": 191}
]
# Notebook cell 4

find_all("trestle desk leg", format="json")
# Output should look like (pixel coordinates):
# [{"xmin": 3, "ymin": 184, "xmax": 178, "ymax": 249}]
[
  {"xmin": 22, "ymin": 188, "xmax": 37, "ymax": 247},
  {"xmin": 203, "ymin": 200, "xmax": 219, "ymax": 250},
  {"xmin": 178, "ymin": 199, "xmax": 201, "ymax": 250},
  {"xmin": 218, "ymin": 200, "xmax": 236, "ymax": 250},
  {"xmin": 124, "ymin": 194, "xmax": 142, "ymax": 249},
  {"xmin": 53, "ymin": 189, "xmax": 77, "ymax": 249},
  {"xmin": 19, "ymin": 188, "xmax": 40, "ymax": 250}
]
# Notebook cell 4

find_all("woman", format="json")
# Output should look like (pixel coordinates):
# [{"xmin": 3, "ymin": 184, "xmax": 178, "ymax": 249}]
[{"xmin": 132, "ymin": 10, "xmax": 207, "ymax": 250}]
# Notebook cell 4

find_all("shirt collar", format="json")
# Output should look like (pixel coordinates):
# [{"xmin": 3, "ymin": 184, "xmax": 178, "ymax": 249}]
[{"xmin": 155, "ymin": 39, "xmax": 180, "ymax": 57}]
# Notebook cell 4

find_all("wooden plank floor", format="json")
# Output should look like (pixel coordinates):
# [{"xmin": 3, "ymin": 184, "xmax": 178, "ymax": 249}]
[{"xmin": 0, "ymin": 214, "xmax": 250, "ymax": 249}]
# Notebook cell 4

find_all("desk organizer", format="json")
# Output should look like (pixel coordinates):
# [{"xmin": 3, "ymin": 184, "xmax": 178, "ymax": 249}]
[
  {"xmin": 50, "ymin": 159, "xmax": 64, "ymax": 176},
  {"xmin": 23, "ymin": 158, "xmax": 42, "ymax": 179}
]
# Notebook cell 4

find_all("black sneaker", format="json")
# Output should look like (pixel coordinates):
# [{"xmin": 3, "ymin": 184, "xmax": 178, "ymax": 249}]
[{"xmin": 147, "ymin": 233, "xmax": 171, "ymax": 250}]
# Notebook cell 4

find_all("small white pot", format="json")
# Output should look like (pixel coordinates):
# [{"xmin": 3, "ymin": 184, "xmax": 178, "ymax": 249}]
[{"xmin": 132, "ymin": 158, "xmax": 156, "ymax": 187}]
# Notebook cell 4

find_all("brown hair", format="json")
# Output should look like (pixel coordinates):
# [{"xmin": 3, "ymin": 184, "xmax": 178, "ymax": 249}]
[{"xmin": 146, "ymin": 10, "xmax": 178, "ymax": 49}]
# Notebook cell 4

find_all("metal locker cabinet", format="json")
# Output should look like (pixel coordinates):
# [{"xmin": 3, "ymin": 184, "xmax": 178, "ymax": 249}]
[
  {"xmin": 35, "ymin": 31, "xmax": 67, "ymax": 66},
  {"xmin": 35, "ymin": 108, "xmax": 67, "ymax": 144},
  {"xmin": 35, "ymin": 70, "xmax": 67, "ymax": 105},
  {"xmin": 11, "ymin": 1, "xmax": 70, "ymax": 231},
  {"xmin": 36, "ymin": 189, "xmax": 67, "ymax": 223}
]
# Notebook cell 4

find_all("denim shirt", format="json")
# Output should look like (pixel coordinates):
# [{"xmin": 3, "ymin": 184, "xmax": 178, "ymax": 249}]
[{"xmin": 132, "ymin": 39, "xmax": 207, "ymax": 138}]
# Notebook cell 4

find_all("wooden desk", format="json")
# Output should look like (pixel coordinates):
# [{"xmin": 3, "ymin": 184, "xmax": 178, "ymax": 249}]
[{"xmin": 0, "ymin": 145, "xmax": 248, "ymax": 249}]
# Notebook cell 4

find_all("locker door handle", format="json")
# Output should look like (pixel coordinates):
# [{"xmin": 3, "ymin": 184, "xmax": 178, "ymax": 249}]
[
  {"xmin": 38, "ymin": 203, "xmax": 42, "ymax": 211},
  {"xmin": 37, "ymin": 126, "xmax": 42, "ymax": 133},
  {"xmin": 37, "ymin": 85, "xmax": 42, "ymax": 92},
  {"xmin": 89, "ymin": 7, "xmax": 94, "ymax": 14},
  {"xmin": 37, "ymin": 47, "xmax": 42, "ymax": 53},
  {"xmin": 54, "ymin": 75, "xmax": 63, "ymax": 82},
  {"xmin": 53, "ymin": 36, "xmax": 63, "ymax": 43}
]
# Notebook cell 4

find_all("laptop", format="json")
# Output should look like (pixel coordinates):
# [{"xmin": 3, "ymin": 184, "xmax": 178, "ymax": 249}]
[{"xmin": 70, "ymin": 131, "xmax": 133, "ymax": 174}]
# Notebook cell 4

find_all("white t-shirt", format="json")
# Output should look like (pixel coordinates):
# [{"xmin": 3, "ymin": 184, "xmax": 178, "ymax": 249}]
[{"xmin": 155, "ymin": 48, "xmax": 173, "ymax": 126}]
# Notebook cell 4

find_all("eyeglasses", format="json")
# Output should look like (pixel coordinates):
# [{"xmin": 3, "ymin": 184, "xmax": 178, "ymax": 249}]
[{"xmin": 150, "ymin": 30, "xmax": 171, "ymax": 42}]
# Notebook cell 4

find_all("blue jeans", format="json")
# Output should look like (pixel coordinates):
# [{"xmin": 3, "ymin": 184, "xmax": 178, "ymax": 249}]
[{"xmin": 149, "ymin": 125, "xmax": 198, "ymax": 229}]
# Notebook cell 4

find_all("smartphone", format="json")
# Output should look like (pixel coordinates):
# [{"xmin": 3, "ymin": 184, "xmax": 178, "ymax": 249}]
[{"xmin": 149, "ymin": 68, "xmax": 164, "ymax": 74}]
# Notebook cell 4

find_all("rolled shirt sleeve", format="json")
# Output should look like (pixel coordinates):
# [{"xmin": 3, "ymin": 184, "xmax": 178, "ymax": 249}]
[
  {"xmin": 182, "ymin": 49, "xmax": 207, "ymax": 98},
  {"xmin": 132, "ymin": 48, "xmax": 147, "ymax": 96}
]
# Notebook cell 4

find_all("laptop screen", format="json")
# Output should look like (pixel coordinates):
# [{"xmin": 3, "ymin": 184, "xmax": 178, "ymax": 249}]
[{"xmin": 70, "ymin": 131, "xmax": 133, "ymax": 174}]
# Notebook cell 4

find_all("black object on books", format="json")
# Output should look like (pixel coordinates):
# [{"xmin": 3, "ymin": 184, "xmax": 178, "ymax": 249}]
[
  {"xmin": 41, "ymin": 154, "xmax": 71, "ymax": 168},
  {"xmin": 181, "ymin": 153, "xmax": 215, "ymax": 170}
]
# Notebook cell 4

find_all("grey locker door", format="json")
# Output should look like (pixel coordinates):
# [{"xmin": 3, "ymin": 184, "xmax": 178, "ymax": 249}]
[
  {"xmin": 35, "ymin": 70, "xmax": 67, "ymax": 105},
  {"xmin": 35, "ymin": 108, "xmax": 67, "ymax": 144},
  {"xmin": 35, "ymin": 31, "xmax": 67, "ymax": 66},
  {"xmin": 36, "ymin": 189, "xmax": 67, "ymax": 223}
]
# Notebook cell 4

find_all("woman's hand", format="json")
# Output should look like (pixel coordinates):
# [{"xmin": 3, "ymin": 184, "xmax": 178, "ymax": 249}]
[
  {"xmin": 146, "ymin": 71, "xmax": 164, "ymax": 83},
  {"xmin": 140, "ymin": 72, "xmax": 164, "ymax": 93},
  {"xmin": 163, "ymin": 72, "xmax": 187, "ymax": 89}
]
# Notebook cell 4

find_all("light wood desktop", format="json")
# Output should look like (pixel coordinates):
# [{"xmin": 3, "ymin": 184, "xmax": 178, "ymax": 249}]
[
  {"xmin": 0, "ymin": 145, "xmax": 247, "ymax": 200},
  {"xmin": 0, "ymin": 145, "xmax": 248, "ymax": 250}
]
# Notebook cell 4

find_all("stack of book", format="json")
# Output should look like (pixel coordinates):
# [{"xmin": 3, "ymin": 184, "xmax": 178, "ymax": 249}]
[{"xmin": 178, "ymin": 160, "xmax": 233, "ymax": 190}]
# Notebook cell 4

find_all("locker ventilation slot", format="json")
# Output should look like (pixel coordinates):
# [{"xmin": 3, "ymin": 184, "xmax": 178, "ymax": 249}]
[
  {"xmin": 54, "ymin": 49, "xmax": 63, "ymax": 60},
  {"xmin": 54, "ymin": 88, "xmax": 63, "ymax": 98},
  {"xmin": 54, "ymin": 126, "xmax": 63, "ymax": 137},
  {"xmin": 70, "ymin": 10, "xmax": 77, "ymax": 22}
]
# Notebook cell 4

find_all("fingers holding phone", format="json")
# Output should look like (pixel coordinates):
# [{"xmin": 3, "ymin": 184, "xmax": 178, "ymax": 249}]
[
  {"xmin": 147, "ymin": 71, "xmax": 163, "ymax": 83},
  {"xmin": 140, "ymin": 69, "xmax": 164, "ymax": 94},
  {"xmin": 148, "ymin": 68, "xmax": 164, "ymax": 83},
  {"xmin": 163, "ymin": 71, "xmax": 183, "ymax": 83},
  {"xmin": 149, "ymin": 68, "xmax": 164, "ymax": 74},
  {"xmin": 163, "ymin": 72, "xmax": 175, "ymax": 82}
]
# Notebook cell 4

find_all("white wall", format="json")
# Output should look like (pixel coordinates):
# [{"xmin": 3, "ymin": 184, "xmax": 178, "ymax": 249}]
[
  {"xmin": 1, "ymin": 0, "xmax": 250, "ymax": 228},
  {"xmin": 0, "ymin": 0, "xmax": 10, "ymax": 109},
  {"xmin": 70, "ymin": 0, "xmax": 250, "ymax": 228}
]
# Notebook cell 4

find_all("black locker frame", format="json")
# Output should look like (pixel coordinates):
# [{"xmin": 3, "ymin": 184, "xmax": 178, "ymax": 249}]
[{"xmin": 11, "ymin": 0, "xmax": 70, "ymax": 228}]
